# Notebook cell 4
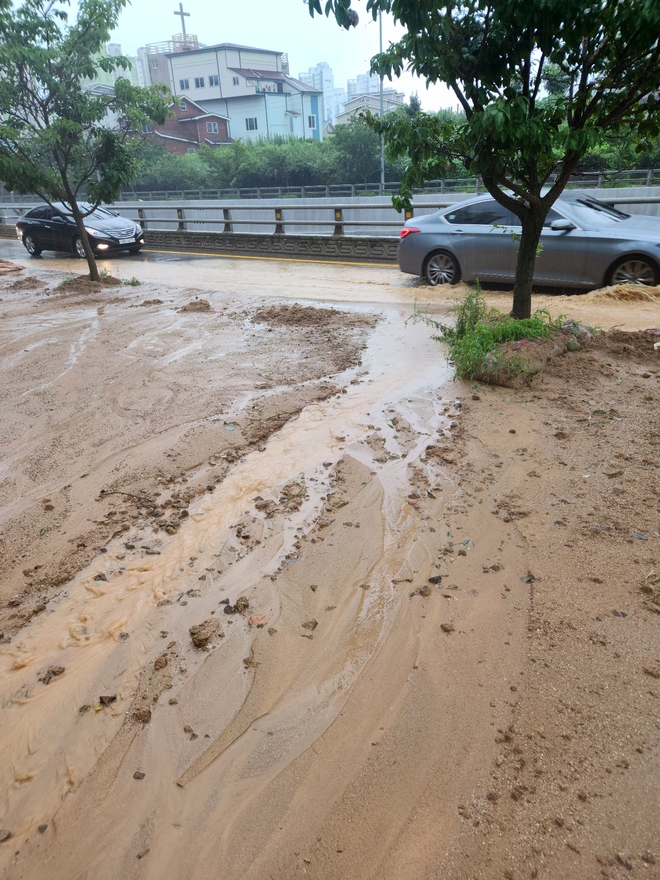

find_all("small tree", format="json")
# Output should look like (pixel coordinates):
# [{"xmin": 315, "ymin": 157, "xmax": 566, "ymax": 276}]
[
  {"xmin": 307, "ymin": 0, "xmax": 660, "ymax": 318},
  {"xmin": 0, "ymin": 0, "xmax": 171, "ymax": 281}
]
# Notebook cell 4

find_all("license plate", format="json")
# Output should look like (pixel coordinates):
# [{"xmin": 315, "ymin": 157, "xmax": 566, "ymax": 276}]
[{"xmin": 119, "ymin": 237, "xmax": 133, "ymax": 244}]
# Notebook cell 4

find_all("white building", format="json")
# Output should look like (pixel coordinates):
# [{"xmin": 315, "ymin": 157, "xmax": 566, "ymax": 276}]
[
  {"xmin": 165, "ymin": 43, "xmax": 323, "ymax": 142},
  {"xmin": 334, "ymin": 90, "xmax": 405, "ymax": 127},
  {"xmin": 347, "ymin": 72, "xmax": 380, "ymax": 98}
]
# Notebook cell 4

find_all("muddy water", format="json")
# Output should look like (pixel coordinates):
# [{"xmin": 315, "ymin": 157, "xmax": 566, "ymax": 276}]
[{"xmin": 0, "ymin": 307, "xmax": 452, "ymax": 878}]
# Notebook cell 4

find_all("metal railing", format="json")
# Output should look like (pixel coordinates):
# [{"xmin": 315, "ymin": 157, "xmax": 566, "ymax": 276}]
[
  {"xmin": 3, "ymin": 192, "xmax": 660, "ymax": 239},
  {"xmin": 3, "ymin": 167, "xmax": 659, "ymax": 204}
]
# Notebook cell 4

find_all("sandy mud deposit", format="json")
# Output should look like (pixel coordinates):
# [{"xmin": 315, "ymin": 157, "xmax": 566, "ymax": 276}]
[{"xmin": 0, "ymin": 264, "xmax": 658, "ymax": 880}]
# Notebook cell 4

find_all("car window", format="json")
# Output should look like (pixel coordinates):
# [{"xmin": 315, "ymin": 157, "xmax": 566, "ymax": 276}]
[
  {"xmin": 444, "ymin": 200, "xmax": 519, "ymax": 226},
  {"xmin": 27, "ymin": 206, "xmax": 48, "ymax": 219},
  {"xmin": 565, "ymin": 197, "xmax": 629, "ymax": 226}
]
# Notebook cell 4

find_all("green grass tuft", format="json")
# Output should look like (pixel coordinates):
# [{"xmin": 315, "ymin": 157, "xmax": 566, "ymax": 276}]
[{"xmin": 409, "ymin": 282, "xmax": 565, "ymax": 380}]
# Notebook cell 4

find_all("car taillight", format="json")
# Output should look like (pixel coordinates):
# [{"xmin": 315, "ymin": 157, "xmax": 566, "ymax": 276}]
[{"xmin": 400, "ymin": 227, "xmax": 420, "ymax": 238}]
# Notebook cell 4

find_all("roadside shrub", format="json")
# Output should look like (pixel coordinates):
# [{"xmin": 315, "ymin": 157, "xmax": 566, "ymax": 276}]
[{"xmin": 410, "ymin": 282, "xmax": 565, "ymax": 380}]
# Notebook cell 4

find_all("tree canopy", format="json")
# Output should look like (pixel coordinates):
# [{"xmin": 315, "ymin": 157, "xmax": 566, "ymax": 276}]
[
  {"xmin": 0, "ymin": 0, "xmax": 171, "ymax": 279},
  {"xmin": 307, "ymin": 0, "xmax": 660, "ymax": 317}
]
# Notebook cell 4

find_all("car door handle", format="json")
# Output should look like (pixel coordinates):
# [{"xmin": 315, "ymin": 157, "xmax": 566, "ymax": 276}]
[{"xmin": 451, "ymin": 229, "xmax": 464, "ymax": 234}]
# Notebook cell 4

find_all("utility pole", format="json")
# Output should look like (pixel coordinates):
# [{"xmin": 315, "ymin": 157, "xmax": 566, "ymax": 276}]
[{"xmin": 379, "ymin": 9, "xmax": 385, "ymax": 196}]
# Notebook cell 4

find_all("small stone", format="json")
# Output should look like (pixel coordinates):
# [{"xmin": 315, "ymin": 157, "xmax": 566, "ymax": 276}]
[
  {"xmin": 189, "ymin": 618, "xmax": 221, "ymax": 648},
  {"xmin": 133, "ymin": 771, "xmax": 146, "ymax": 780},
  {"xmin": 134, "ymin": 707, "xmax": 152, "ymax": 724},
  {"xmin": 137, "ymin": 848, "xmax": 150, "ymax": 859},
  {"xmin": 154, "ymin": 656, "xmax": 168, "ymax": 670},
  {"xmin": 79, "ymin": 704, "xmax": 91, "ymax": 714},
  {"xmin": 183, "ymin": 724, "xmax": 193, "ymax": 734},
  {"xmin": 93, "ymin": 573, "xmax": 107, "ymax": 582},
  {"xmin": 248, "ymin": 613, "xmax": 269, "ymax": 628},
  {"xmin": 99, "ymin": 694, "xmax": 117, "ymax": 706},
  {"xmin": 302, "ymin": 619, "xmax": 318, "ymax": 631},
  {"xmin": 38, "ymin": 825, "xmax": 48, "ymax": 834},
  {"xmin": 325, "ymin": 605, "xmax": 336, "ymax": 611},
  {"xmin": 169, "ymin": 698, "xmax": 178, "ymax": 705},
  {"xmin": 223, "ymin": 604, "xmax": 235, "ymax": 614},
  {"xmin": 419, "ymin": 584, "xmax": 431, "ymax": 597},
  {"xmin": 309, "ymin": 584, "xmax": 318, "ymax": 592},
  {"xmin": 509, "ymin": 429, "xmax": 516, "ymax": 434},
  {"xmin": 428, "ymin": 575, "xmax": 443, "ymax": 584},
  {"xmin": 0, "ymin": 831, "xmax": 11, "ymax": 843},
  {"xmin": 39, "ymin": 665, "xmax": 65, "ymax": 685},
  {"xmin": 441, "ymin": 623, "xmax": 455, "ymax": 634},
  {"xmin": 267, "ymin": 627, "xmax": 278, "ymax": 635},
  {"xmin": 234, "ymin": 596, "xmax": 250, "ymax": 613},
  {"xmin": 118, "ymin": 631, "xmax": 129, "ymax": 640},
  {"xmin": 486, "ymin": 791, "xmax": 498, "ymax": 802}
]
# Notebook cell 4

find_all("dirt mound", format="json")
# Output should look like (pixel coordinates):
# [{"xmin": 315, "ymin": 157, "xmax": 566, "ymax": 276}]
[
  {"xmin": 179, "ymin": 298, "xmax": 211, "ymax": 312},
  {"xmin": 590, "ymin": 282, "xmax": 660, "ymax": 301},
  {"xmin": 57, "ymin": 275, "xmax": 122, "ymax": 294},
  {"xmin": 252, "ymin": 303, "xmax": 368, "ymax": 328},
  {"xmin": 10, "ymin": 276, "xmax": 45, "ymax": 290},
  {"xmin": 139, "ymin": 298, "xmax": 163, "ymax": 307}
]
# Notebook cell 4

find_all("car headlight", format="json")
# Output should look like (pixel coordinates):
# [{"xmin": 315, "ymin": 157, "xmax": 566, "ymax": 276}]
[{"xmin": 85, "ymin": 227, "xmax": 98, "ymax": 236}]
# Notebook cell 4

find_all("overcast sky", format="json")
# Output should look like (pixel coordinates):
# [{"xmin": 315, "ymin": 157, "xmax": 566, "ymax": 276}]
[{"xmin": 105, "ymin": 0, "xmax": 456, "ymax": 110}]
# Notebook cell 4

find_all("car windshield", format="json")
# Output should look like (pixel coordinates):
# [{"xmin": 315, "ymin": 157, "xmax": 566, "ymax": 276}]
[
  {"xmin": 57, "ymin": 204, "xmax": 118, "ymax": 222},
  {"xmin": 566, "ymin": 197, "xmax": 629, "ymax": 226}
]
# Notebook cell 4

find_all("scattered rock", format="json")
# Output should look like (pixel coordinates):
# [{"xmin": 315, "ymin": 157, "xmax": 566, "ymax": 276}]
[
  {"xmin": 302, "ymin": 619, "xmax": 318, "ymax": 631},
  {"xmin": 154, "ymin": 656, "xmax": 168, "ymax": 670},
  {"xmin": 428, "ymin": 575, "xmax": 443, "ymax": 584},
  {"xmin": 189, "ymin": 618, "xmax": 221, "ymax": 648},
  {"xmin": 133, "ymin": 771, "xmax": 146, "ymax": 780},
  {"xmin": 38, "ymin": 825, "xmax": 48, "ymax": 834},
  {"xmin": 99, "ymin": 694, "xmax": 117, "ymax": 706},
  {"xmin": 137, "ymin": 848, "xmax": 150, "ymax": 860},
  {"xmin": 419, "ymin": 584, "xmax": 431, "ymax": 597},
  {"xmin": 234, "ymin": 596, "xmax": 250, "ymax": 614},
  {"xmin": 267, "ymin": 627, "xmax": 277, "ymax": 635},
  {"xmin": 243, "ymin": 656, "xmax": 259, "ymax": 668},
  {"xmin": 223, "ymin": 605, "xmax": 236, "ymax": 614},
  {"xmin": 134, "ymin": 707, "xmax": 152, "ymax": 724},
  {"xmin": 441, "ymin": 623, "xmax": 455, "ymax": 634},
  {"xmin": 169, "ymin": 698, "xmax": 178, "ymax": 705},
  {"xmin": 248, "ymin": 613, "xmax": 269, "ymax": 628},
  {"xmin": 38, "ymin": 665, "xmax": 65, "ymax": 685}
]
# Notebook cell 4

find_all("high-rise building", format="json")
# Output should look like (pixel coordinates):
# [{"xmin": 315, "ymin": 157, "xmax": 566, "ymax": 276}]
[{"xmin": 298, "ymin": 62, "xmax": 346, "ymax": 124}]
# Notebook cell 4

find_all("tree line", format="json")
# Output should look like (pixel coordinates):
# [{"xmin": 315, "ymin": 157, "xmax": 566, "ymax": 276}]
[{"xmin": 132, "ymin": 116, "xmax": 660, "ymax": 193}]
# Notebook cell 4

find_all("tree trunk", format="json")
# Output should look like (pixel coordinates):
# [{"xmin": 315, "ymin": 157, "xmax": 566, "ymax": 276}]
[
  {"xmin": 511, "ymin": 208, "xmax": 546, "ymax": 319},
  {"xmin": 61, "ymin": 186, "xmax": 100, "ymax": 282}
]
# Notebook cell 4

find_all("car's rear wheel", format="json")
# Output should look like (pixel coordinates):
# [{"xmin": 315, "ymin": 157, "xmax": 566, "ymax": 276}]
[
  {"xmin": 23, "ymin": 233, "xmax": 42, "ymax": 256},
  {"xmin": 608, "ymin": 255, "xmax": 658, "ymax": 287},
  {"xmin": 425, "ymin": 251, "xmax": 460, "ymax": 286},
  {"xmin": 73, "ymin": 237, "xmax": 87, "ymax": 259}
]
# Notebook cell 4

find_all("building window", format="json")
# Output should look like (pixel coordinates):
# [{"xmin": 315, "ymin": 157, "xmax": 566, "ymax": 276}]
[
  {"xmin": 206, "ymin": 121, "xmax": 219, "ymax": 133},
  {"xmin": 308, "ymin": 115, "xmax": 316, "ymax": 129},
  {"xmin": 245, "ymin": 117, "xmax": 258, "ymax": 131},
  {"xmin": 179, "ymin": 99, "xmax": 187, "ymax": 111},
  {"xmin": 179, "ymin": 78, "xmax": 189, "ymax": 90},
  {"xmin": 194, "ymin": 76, "xmax": 204, "ymax": 88},
  {"xmin": 150, "ymin": 59, "xmax": 158, "ymax": 69},
  {"xmin": 232, "ymin": 76, "xmax": 240, "ymax": 85},
  {"xmin": 142, "ymin": 123, "xmax": 151, "ymax": 133},
  {"xmin": 187, "ymin": 147, "xmax": 196, "ymax": 154},
  {"xmin": 209, "ymin": 74, "xmax": 219, "ymax": 87}
]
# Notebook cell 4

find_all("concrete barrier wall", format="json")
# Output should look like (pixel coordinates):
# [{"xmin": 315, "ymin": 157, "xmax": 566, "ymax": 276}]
[{"xmin": 143, "ymin": 230, "xmax": 398, "ymax": 262}]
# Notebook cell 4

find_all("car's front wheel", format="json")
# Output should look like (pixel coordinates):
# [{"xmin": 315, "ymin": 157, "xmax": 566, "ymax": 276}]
[
  {"xmin": 73, "ymin": 237, "xmax": 87, "ymax": 259},
  {"xmin": 608, "ymin": 255, "xmax": 658, "ymax": 287},
  {"xmin": 23, "ymin": 233, "xmax": 42, "ymax": 256},
  {"xmin": 425, "ymin": 251, "xmax": 460, "ymax": 286}
]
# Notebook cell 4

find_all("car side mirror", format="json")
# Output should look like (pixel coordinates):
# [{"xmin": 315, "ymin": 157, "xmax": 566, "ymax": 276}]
[{"xmin": 550, "ymin": 218, "xmax": 576, "ymax": 231}]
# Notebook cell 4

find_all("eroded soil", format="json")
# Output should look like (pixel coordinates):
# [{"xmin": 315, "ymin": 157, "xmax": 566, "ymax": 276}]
[{"xmin": 0, "ymin": 260, "xmax": 658, "ymax": 880}]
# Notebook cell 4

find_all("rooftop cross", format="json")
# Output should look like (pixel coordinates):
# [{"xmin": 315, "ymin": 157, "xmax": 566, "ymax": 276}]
[{"xmin": 173, "ymin": 2, "xmax": 190, "ymax": 36}]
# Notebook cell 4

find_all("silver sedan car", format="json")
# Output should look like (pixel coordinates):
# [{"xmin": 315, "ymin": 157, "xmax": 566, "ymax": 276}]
[{"xmin": 398, "ymin": 191, "xmax": 660, "ymax": 288}]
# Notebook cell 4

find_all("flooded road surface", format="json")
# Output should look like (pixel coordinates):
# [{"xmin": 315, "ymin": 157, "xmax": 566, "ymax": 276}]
[{"xmin": 1, "ymin": 240, "xmax": 658, "ymax": 879}]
